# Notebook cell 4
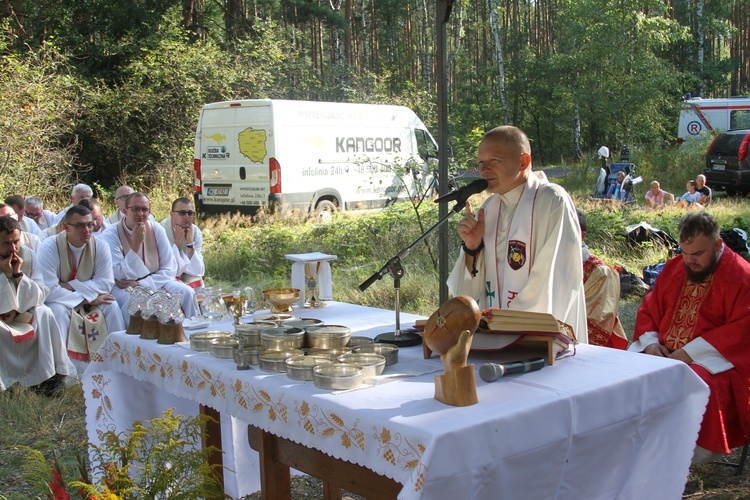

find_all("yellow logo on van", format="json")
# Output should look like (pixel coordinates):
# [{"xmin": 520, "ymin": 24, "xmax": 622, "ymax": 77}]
[
  {"xmin": 205, "ymin": 133, "xmax": 226, "ymax": 144},
  {"xmin": 238, "ymin": 128, "xmax": 268, "ymax": 163}
]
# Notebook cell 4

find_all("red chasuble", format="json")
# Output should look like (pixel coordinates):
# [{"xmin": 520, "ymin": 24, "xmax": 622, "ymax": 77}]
[{"xmin": 635, "ymin": 247, "xmax": 750, "ymax": 453}]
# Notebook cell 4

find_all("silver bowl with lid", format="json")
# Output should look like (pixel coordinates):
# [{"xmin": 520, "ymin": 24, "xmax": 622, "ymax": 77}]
[
  {"xmin": 259, "ymin": 349, "xmax": 304, "ymax": 373},
  {"xmin": 210, "ymin": 336, "xmax": 240, "ymax": 359},
  {"xmin": 313, "ymin": 363, "xmax": 364, "ymax": 390},
  {"xmin": 338, "ymin": 353, "xmax": 386, "ymax": 377},
  {"xmin": 283, "ymin": 318, "xmax": 324, "ymax": 330},
  {"xmin": 352, "ymin": 343, "xmax": 398, "ymax": 366},
  {"xmin": 285, "ymin": 355, "xmax": 333, "ymax": 381},
  {"xmin": 190, "ymin": 330, "xmax": 232, "ymax": 351},
  {"xmin": 347, "ymin": 336, "xmax": 373, "ymax": 347},
  {"xmin": 254, "ymin": 313, "xmax": 296, "ymax": 325},
  {"xmin": 306, "ymin": 347, "xmax": 353, "ymax": 359},
  {"xmin": 260, "ymin": 327, "xmax": 305, "ymax": 351},
  {"xmin": 235, "ymin": 321, "xmax": 276, "ymax": 347},
  {"xmin": 305, "ymin": 324, "xmax": 351, "ymax": 349}
]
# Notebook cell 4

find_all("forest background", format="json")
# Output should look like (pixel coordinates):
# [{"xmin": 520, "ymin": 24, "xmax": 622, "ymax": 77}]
[{"xmin": 0, "ymin": 0, "xmax": 749, "ymax": 202}]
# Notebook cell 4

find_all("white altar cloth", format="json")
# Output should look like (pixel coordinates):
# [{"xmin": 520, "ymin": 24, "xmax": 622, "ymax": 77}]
[{"xmin": 83, "ymin": 302, "xmax": 709, "ymax": 499}]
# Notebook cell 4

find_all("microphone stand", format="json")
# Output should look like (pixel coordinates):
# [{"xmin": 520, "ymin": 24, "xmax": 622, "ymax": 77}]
[{"xmin": 359, "ymin": 191, "xmax": 475, "ymax": 346}]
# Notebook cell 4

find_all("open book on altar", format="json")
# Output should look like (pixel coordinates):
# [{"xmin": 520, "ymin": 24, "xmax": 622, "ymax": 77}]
[{"xmin": 472, "ymin": 309, "xmax": 577, "ymax": 365}]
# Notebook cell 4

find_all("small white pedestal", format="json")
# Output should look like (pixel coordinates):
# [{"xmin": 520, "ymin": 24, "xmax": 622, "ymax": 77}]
[{"xmin": 285, "ymin": 252, "xmax": 338, "ymax": 307}]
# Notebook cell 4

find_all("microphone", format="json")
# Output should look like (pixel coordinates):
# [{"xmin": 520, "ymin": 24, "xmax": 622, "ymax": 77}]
[
  {"xmin": 434, "ymin": 178, "xmax": 488, "ymax": 204},
  {"xmin": 479, "ymin": 357, "xmax": 545, "ymax": 382}
]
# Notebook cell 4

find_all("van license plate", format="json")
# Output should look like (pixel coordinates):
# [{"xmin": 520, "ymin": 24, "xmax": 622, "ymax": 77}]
[
  {"xmin": 712, "ymin": 164, "xmax": 725, "ymax": 171},
  {"xmin": 207, "ymin": 187, "xmax": 230, "ymax": 196}
]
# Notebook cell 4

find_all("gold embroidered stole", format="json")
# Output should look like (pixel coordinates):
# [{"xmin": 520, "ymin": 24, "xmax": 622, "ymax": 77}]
[
  {"xmin": 117, "ymin": 219, "xmax": 159, "ymax": 275},
  {"xmin": 0, "ymin": 245, "xmax": 35, "ymax": 343},
  {"xmin": 56, "ymin": 233, "xmax": 109, "ymax": 361},
  {"xmin": 663, "ymin": 274, "xmax": 714, "ymax": 351}
]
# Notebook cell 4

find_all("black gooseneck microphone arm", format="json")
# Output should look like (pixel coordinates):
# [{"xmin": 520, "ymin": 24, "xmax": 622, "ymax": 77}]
[{"xmin": 359, "ymin": 183, "xmax": 486, "ymax": 345}]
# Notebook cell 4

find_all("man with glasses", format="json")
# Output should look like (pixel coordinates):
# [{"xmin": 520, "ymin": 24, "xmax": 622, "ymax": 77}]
[
  {"xmin": 38, "ymin": 205, "xmax": 123, "ymax": 368},
  {"xmin": 160, "ymin": 198, "xmax": 205, "ymax": 289},
  {"xmin": 102, "ymin": 192, "xmax": 196, "ymax": 324},
  {"xmin": 0, "ymin": 215, "xmax": 72, "ymax": 395},
  {"xmin": 24, "ymin": 197, "xmax": 56, "ymax": 231},
  {"xmin": 107, "ymin": 185, "xmax": 134, "ymax": 224},
  {"xmin": 5, "ymin": 195, "xmax": 44, "ymax": 238},
  {"xmin": 78, "ymin": 198, "xmax": 109, "ymax": 236}
]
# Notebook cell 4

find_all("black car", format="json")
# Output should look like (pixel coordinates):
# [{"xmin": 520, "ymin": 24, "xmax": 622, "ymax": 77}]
[{"xmin": 704, "ymin": 129, "xmax": 750, "ymax": 195}]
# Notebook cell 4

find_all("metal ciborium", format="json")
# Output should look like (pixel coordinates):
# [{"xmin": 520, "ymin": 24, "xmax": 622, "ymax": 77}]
[
  {"xmin": 225, "ymin": 289, "xmax": 248, "ymax": 326},
  {"xmin": 262, "ymin": 288, "xmax": 301, "ymax": 314},
  {"xmin": 157, "ymin": 292, "xmax": 187, "ymax": 345},
  {"xmin": 126, "ymin": 286, "xmax": 152, "ymax": 335}
]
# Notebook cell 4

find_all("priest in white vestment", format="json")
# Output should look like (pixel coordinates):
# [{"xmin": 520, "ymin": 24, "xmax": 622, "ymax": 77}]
[
  {"xmin": 0, "ymin": 216, "xmax": 72, "ymax": 392},
  {"xmin": 39, "ymin": 205, "xmax": 124, "ymax": 370},
  {"xmin": 101, "ymin": 193, "xmax": 196, "ymax": 325},
  {"xmin": 160, "ymin": 198, "xmax": 205, "ymax": 289},
  {"xmin": 54, "ymin": 183, "xmax": 94, "ymax": 224},
  {"xmin": 0, "ymin": 203, "xmax": 43, "ymax": 252},
  {"xmin": 448, "ymin": 126, "xmax": 588, "ymax": 343},
  {"xmin": 24, "ymin": 196, "xmax": 56, "ymax": 232}
]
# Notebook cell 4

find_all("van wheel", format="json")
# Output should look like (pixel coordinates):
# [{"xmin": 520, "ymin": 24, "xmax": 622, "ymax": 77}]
[{"xmin": 314, "ymin": 200, "xmax": 337, "ymax": 222}]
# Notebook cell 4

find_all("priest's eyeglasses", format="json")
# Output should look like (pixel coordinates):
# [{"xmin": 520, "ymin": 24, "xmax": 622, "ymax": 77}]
[
  {"xmin": 127, "ymin": 206, "xmax": 150, "ymax": 213},
  {"xmin": 172, "ymin": 210, "xmax": 195, "ymax": 217},
  {"xmin": 69, "ymin": 222, "xmax": 95, "ymax": 230}
]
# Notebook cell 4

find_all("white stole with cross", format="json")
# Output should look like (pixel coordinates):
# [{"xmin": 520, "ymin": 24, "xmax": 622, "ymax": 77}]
[
  {"xmin": 483, "ymin": 173, "xmax": 547, "ymax": 309},
  {"xmin": 56, "ymin": 232, "xmax": 109, "ymax": 361}
]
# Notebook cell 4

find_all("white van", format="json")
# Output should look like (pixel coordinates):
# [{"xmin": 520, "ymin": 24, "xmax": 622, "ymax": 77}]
[
  {"xmin": 678, "ymin": 96, "xmax": 750, "ymax": 143},
  {"xmin": 193, "ymin": 99, "xmax": 438, "ymax": 218}
]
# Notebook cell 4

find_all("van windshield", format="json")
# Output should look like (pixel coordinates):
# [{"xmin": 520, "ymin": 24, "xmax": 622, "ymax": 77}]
[{"xmin": 415, "ymin": 129, "xmax": 437, "ymax": 160}]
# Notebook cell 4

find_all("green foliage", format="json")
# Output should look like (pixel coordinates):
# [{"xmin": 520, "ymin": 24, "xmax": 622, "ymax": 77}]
[
  {"xmin": 21, "ymin": 408, "xmax": 224, "ymax": 500},
  {"xmin": 0, "ymin": 36, "xmax": 82, "ymax": 207}
]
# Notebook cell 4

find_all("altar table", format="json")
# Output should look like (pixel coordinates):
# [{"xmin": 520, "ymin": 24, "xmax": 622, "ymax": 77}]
[{"xmin": 83, "ymin": 302, "xmax": 709, "ymax": 499}]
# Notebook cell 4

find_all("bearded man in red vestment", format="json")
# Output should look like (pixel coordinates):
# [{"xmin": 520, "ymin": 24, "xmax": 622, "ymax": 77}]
[{"xmin": 629, "ymin": 211, "xmax": 750, "ymax": 463}]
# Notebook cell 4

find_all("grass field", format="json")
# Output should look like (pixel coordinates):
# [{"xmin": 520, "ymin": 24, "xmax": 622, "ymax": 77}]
[{"xmin": 2, "ymin": 175, "xmax": 750, "ymax": 497}]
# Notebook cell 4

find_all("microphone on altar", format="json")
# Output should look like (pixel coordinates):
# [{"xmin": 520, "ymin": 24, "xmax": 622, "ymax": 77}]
[
  {"xmin": 434, "ymin": 178, "xmax": 488, "ymax": 207},
  {"xmin": 479, "ymin": 357, "xmax": 545, "ymax": 382}
]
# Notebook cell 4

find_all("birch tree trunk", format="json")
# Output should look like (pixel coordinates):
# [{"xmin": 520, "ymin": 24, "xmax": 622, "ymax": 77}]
[
  {"xmin": 489, "ymin": 0, "xmax": 508, "ymax": 125},
  {"xmin": 361, "ymin": 0, "xmax": 370, "ymax": 71}
]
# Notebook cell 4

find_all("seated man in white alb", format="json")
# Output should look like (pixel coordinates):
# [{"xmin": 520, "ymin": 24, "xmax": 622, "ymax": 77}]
[
  {"xmin": 160, "ymin": 198, "xmax": 205, "ymax": 289},
  {"xmin": 39, "ymin": 205, "xmax": 124, "ymax": 366},
  {"xmin": 0, "ymin": 203, "xmax": 42, "ymax": 252},
  {"xmin": 5, "ymin": 195, "xmax": 44, "ymax": 238},
  {"xmin": 78, "ymin": 198, "xmax": 109, "ymax": 236},
  {"xmin": 107, "ymin": 185, "xmax": 134, "ymax": 224},
  {"xmin": 101, "ymin": 192, "xmax": 196, "ymax": 324},
  {"xmin": 54, "ymin": 183, "xmax": 94, "ymax": 224},
  {"xmin": 0, "ymin": 216, "xmax": 72, "ymax": 394},
  {"xmin": 24, "ymin": 196, "xmax": 57, "ymax": 232}
]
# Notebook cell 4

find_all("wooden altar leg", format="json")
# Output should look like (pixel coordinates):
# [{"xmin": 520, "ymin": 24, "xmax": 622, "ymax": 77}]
[
  {"xmin": 248, "ymin": 425, "xmax": 402, "ymax": 500},
  {"xmin": 199, "ymin": 404, "xmax": 225, "ymax": 498}
]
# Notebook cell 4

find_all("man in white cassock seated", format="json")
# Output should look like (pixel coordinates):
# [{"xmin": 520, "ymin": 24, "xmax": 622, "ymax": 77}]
[
  {"xmin": 160, "ymin": 197, "xmax": 205, "ymax": 289},
  {"xmin": 101, "ymin": 193, "xmax": 195, "ymax": 325},
  {"xmin": 0, "ymin": 216, "xmax": 72, "ymax": 394},
  {"xmin": 39, "ymin": 205, "xmax": 124, "ymax": 370}
]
